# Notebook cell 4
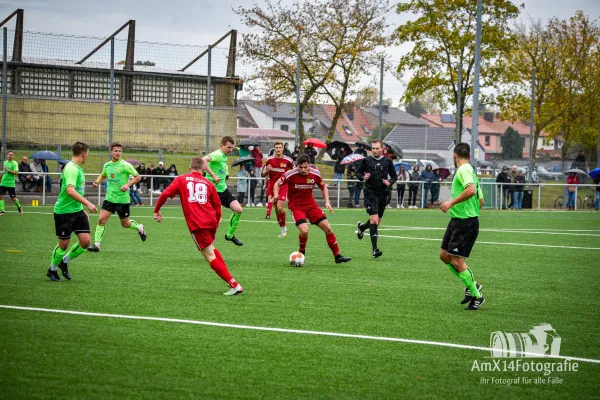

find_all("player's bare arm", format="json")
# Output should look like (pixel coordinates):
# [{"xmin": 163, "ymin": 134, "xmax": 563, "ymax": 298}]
[
  {"xmin": 122, "ymin": 174, "xmax": 141, "ymax": 192},
  {"xmin": 92, "ymin": 175, "xmax": 106, "ymax": 188},
  {"xmin": 320, "ymin": 184, "xmax": 333, "ymax": 214},
  {"xmin": 201, "ymin": 155, "xmax": 220, "ymax": 183}
]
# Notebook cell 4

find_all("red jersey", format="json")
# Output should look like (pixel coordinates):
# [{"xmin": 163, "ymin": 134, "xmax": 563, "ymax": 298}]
[
  {"xmin": 277, "ymin": 167, "xmax": 324, "ymax": 208},
  {"xmin": 265, "ymin": 155, "xmax": 295, "ymax": 182},
  {"xmin": 154, "ymin": 172, "xmax": 222, "ymax": 232}
]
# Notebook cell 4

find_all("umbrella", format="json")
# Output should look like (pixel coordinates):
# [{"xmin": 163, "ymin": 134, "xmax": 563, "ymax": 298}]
[
  {"xmin": 423, "ymin": 160, "xmax": 440, "ymax": 169},
  {"xmin": 30, "ymin": 150, "xmax": 63, "ymax": 161},
  {"xmin": 589, "ymin": 168, "xmax": 600, "ymax": 180},
  {"xmin": 564, "ymin": 168, "xmax": 587, "ymax": 175},
  {"xmin": 326, "ymin": 141, "xmax": 352, "ymax": 158},
  {"xmin": 303, "ymin": 138, "xmax": 327, "ymax": 148},
  {"xmin": 355, "ymin": 141, "xmax": 372, "ymax": 150},
  {"xmin": 394, "ymin": 162, "xmax": 412, "ymax": 173},
  {"xmin": 436, "ymin": 167, "xmax": 451, "ymax": 180},
  {"xmin": 238, "ymin": 138, "xmax": 260, "ymax": 147},
  {"xmin": 382, "ymin": 141, "xmax": 404, "ymax": 159},
  {"xmin": 126, "ymin": 159, "xmax": 140, "ymax": 165},
  {"xmin": 341, "ymin": 154, "xmax": 365, "ymax": 165},
  {"xmin": 231, "ymin": 156, "xmax": 255, "ymax": 168}
]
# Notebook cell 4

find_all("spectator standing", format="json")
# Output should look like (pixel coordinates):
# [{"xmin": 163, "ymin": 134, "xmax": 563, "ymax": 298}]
[
  {"xmin": 513, "ymin": 169, "xmax": 526, "ymax": 210},
  {"xmin": 283, "ymin": 143, "xmax": 293, "ymax": 158},
  {"xmin": 304, "ymin": 143, "xmax": 317, "ymax": 165},
  {"xmin": 421, "ymin": 165, "xmax": 434, "ymax": 208},
  {"xmin": 430, "ymin": 168, "xmax": 442, "ymax": 206},
  {"xmin": 237, "ymin": 165, "xmax": 250, "ymax": 204},
  {"xmin": 291, "ymin": 146, "xmax": 300, "ymax": 161},
  {"xmin": 396, "ymin": 165, "xmax": 409, "ymax": 208},
  {"xmin": 408, "ymin": 165, "xmax": 420, "ymax": 208},
  {"xmin": 573, "ymin": 150, "xmax": 586, "ymax": 170},
  {"xmin": 40, "ymin": 160, "xmax": 53, "ymax": 192},
  {"xmin": 496, "ymin": 166, "xmax": 511, "ymax": 209},
  {"xmin": 248, "ymin": 168, "xmax": 258, "ymax": 206},
  {"xmin": 566, "ymin": 172, "xmax": 579, "ymax": 210},
  {"xmin": 18, "ymin": 156, "xmax": 34, "ymax": 192},
  {"xmin": 594, "ymin": 175, "xmax": 600, "ymax": 211},
  {"xmin": 333, "ymin": 148, "xmax": 346, "ymax": 185},
  {"xmin": 346, "ymin": 163, "xmax": 358, "ymax": 208},
  {"xmin": 166, "ymin": 164, "xmax": 178, "ymax": 188},
  {"xmin": 251, "ymin": 145, "xmax": 265, "ymax": 206},
  {"xmin": 508, "ymin": 165, "xmax": 518, "ymax": 208},
  {"xmin": 29, "ymin": 158, "xmax": 44, "ymax": 192}
]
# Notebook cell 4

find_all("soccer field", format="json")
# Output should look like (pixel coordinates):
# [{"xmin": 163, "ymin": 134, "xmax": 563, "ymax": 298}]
[{"xmin": 1, "ymin": 206, "xmax": 599, "ymax": 399}]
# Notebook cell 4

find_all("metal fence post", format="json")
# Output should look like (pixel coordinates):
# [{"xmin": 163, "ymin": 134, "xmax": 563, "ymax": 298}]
[
  {"xmin": 574, "ymin": 186, "xmax": 578, "ymax": 211},
  {"xmin": 537, "ymin": 183, "xmax": 541, "ymax": 210},
  {"xmin": 1, "ymin": 27, "xmax": 7, "ymax": 163},
  {"xmin": 42, "ymin": 172, "xmax": 46, "ymax": 205},
  {"xmin": 420, "ymin": 182, "xmax": 423, "ymax": 208},
  {"xmin": 205, "ymin": 45, "xmax": 211, "ymax": 156},
  {"xmin": 336, "ymin": 181, "xmax": 341, "ymax": 209},
  {"xmin": 150, "ymin": 177, "xmax": 154, "ymax": 206},
  {"xmin": 109, "ymin": 37, "xmax": 114, "ymax": 148},
  {"xmin": 295, "ymin": 53, "xmax": 300, "ymax": 148}
]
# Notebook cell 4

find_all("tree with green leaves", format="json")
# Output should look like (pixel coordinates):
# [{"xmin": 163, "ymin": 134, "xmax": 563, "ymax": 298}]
[
  {"xmin": 395, "ymin": 0, "xmax": 521, "ymax": 142},
  {"xmin": 501, "ymin": 127, "xmax": 523, "ymax": 159},
  {"xmin": 405, "ymin": 99, "xmax": 427, "ymax": 117}
]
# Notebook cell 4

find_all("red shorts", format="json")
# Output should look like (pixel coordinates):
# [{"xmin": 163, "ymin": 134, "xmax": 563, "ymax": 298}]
[
  {"xmin": 267, "ymin": 181, "xmax": 288, "ymax": 202},
  {"xmin": 290, "ymin": 205, "xmax": 327, "ymax": 226},
  {"xmin": 191, "ymin": 228, "xmax": 217, "ymax": 250}
]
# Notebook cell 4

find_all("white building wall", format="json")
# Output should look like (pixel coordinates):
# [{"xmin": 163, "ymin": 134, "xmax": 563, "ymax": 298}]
[{"xmin": 245, "ymin": 105, "xmax": 274, "ymax": 129}]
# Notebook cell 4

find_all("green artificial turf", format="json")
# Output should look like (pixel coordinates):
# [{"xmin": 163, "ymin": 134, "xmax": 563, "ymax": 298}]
[{"xmin": 1, "ymin": 206, "xmax": 599, "ymax": 399}]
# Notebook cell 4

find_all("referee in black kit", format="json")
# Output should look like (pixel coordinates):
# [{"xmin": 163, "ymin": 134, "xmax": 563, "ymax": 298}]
[{"xmin": 355, "ymin": 139, "xmax": 397, "ymax": 257}]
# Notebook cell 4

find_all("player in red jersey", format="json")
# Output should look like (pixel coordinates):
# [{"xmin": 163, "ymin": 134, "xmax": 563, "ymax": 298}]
[
  {"xmin": 263, "ymin": 141, "xmax": 295, "ymax": 238},
  {"xmin": 153, "ymin": 157, "xmax": 243, "ymax": 295},
  {"xmin": 273, "ymin": 154, "xmax": 351, "ymax": 264}
]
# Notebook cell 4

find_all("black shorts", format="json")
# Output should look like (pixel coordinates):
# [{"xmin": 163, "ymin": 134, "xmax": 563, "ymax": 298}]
[
  {"xmin": 0, "ymin": 185, "xmax": 16, "ymax": 198},
  {"xmin": 441, "ymin": 217, "xmax": 479, "ymax": 258},
  {"xmin": 54, "ymin": 210, "xmax": 91, "ymax": 240},
  {"xmin": 102, "ymin": 200, "xmax": 131, "ymax": 219},
  {"xmin": 364, "ymin": 191, "xmax": 388, "ymax": 217},
  {"xmin": 218, "ymin": 189, "xmax": 237, "ymax": 208}
]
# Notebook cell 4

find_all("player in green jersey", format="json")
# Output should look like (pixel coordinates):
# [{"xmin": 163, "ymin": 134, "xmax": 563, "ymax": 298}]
[
  {"xmin": 0, "ymin": 151, "xmax": 23, "ymax": 216},
  {"xmin": 47, "ymin": 142, "xmax": 98, "ymax": 281},
  {"xmin": 439, "ymin": 143, "xmax": 485, "ymax": 310},
  {"xmin": 202, "ymin": 136, "xmax": 244, "ymax": 246},
  {"xmin": 87, "ymin": 143, "xmax": 146, "ymax": 252}
]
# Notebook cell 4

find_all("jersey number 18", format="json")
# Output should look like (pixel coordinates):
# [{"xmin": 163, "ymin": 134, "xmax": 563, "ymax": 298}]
[{"xmin": 187, "ymin": 182, "xmax": 208, "ymax": 204}]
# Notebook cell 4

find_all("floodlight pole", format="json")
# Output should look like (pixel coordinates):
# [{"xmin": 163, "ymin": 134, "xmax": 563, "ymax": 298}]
[
  {"xmin": 456, "ymin": 65, "xmax": 462, "ymax": 144},
  {"xmin": 378, "ymin": 58, "xmax": 384, "ymax": 140},
  {"xmin": 470, "ymin": 0, "xmax": 483, "ymax": 168},
  {"xmin": 1, "ymin": 28, "xmax": 6, "ymax": 163},
  {"xmin": 528, "ymin": 68, "xmax": 535, "ymax": 184},
  {"xmin": 296, "ymin": 53, "xmax": 301, "ymax": 148},
  {"xmin": 206, "ymin": 45, "xmax": 212, "ymax": 156}
]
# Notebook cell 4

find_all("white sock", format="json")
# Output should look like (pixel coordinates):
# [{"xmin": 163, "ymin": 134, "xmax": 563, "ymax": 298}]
[
  {"xmin": 95, "ymin": 241, "xmax": 101, "ymax": 247},
  {"xmin": 62, "ymin": 255, "xmax": 71, "ymax": 264}
]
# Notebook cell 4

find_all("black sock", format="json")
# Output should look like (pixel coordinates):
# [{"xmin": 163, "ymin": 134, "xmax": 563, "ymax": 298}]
[
  {"xmin": 360, "ymin": 220, "xmax": 370, "ymax": 232},
  {"xmin": 370, "ymin": 224, "xmax": 378, "ymax": 250}
]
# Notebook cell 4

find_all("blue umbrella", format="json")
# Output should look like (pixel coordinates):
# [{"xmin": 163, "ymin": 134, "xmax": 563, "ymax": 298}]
[
  {"xmin": 30, "ymin": 150, "xmax": 63, "ymax": 161},
  {"xmin": 394, "ymin": 162, "xmax": 412, "ymax": 173},
  {"xmin": 589, "ymin": 168, "xmax": 600, "ymax": 180}
]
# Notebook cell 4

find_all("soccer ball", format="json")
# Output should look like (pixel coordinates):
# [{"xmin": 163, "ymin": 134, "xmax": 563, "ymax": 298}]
[{"xmin": 289, "ymin": 252, "xmax": 305, "ymax": 267}]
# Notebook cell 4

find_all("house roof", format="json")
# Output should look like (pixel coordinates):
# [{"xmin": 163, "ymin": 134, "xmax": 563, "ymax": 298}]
[
  {"xmin": 384, "ymin": 125, "xmax": 456, "ymax": 152},
  {"xmin": 350, "ymin": 107, "xmax": 373, "ymax": 136},
  {"xmin": 321, "ymin": 104, "xmax": 366, "ymax": 143},
  {"xmin": 421, "ymin": 114, "xmax": 550, "ymax": 137},
  {"xmin": 237, "ymin": 128, "xmax": 296, "ymax": 139},
  {"xmin": 362, "ymin": 106, "xmax": 428, "ymax": 126},
  {"xmin": 237, "ymin": 103, "xmax": 258, "ymax": 127},
  {"xmin": 242, "ymin": 100, "xmax": 314, "ymax": 120}
]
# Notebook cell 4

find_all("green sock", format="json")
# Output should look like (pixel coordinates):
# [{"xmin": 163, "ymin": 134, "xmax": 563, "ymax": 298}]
[
  {"xmin": 14, "ymin": 199, "xmax": 21, "ymax": 211},
  {"xmin": 457, "ymin": 268, "xmax": 481, "ymax": 298},
  {"xmin": 129, "ymin": 219, "xmax": 139, "ymax": 231},
  {"xmin": 50, "ymin": 245, "xmax": 67, "ymax": 269},
  {"xmin": 95, "ymin": 225, "xmax": 106, "ymax": 245},
  {"xmin": 446, "ymin": 263, "xmax": 460, "ymax": 278},
  {"xmin": 0, "ymin": 199, "xmax": 4, "ymax": 212},
  {"xmin": 226, "ymin": 213, "xmax": 241, "ymax": 238},
  {"xmin": 63, "ymin": 243, "xmax": 86, "ymax": 264}
]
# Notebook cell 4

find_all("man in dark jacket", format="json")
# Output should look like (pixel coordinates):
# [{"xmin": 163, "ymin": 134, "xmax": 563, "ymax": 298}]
[
  {"xmin": 136, "ymin": 163, "xmax": 148, "ymax": 193},
  {"xmin": 304, "ymin": 143, "xmax": 317, "ymax": 165},
  {"xmin": 18, "ymin": 156, "xmax": 35, "ymax": 192},
  {"xmin": 355, "ymin": 139, "xmax": 398, "ymax": 258},
  {"xmin": 333, "ymin": 148, "xmax": 346, "ymax": 185},
  {"xmin": 354, "ymin": 144, "xmax": 368, "ymax": 157},
  {"xmin": 496, "ymin": 166, "xmax": 511, "ymax": 209}
]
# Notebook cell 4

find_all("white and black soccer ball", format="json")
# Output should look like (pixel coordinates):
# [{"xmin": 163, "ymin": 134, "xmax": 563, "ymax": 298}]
[{"xmin": 289, "ymin": 252, "xmax": 305, "ymax": 267}]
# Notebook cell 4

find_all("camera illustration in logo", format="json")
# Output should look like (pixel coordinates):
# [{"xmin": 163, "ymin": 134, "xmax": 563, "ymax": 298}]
[{"xmin": 490, "ymin": 324, "xmax": 561, "ymax": 358}]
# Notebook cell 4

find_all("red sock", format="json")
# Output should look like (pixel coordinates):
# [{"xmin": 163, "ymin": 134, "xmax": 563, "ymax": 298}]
[
  {"xmin": 326, "ymin": 232, "xmax": 340, "ymax": 257},
  {"xmin": 266, "ymin": 202, "xmax": 273, "ymax": 217},
  {"xmin": 277, "ymin": 210, "xmax": 286, "ymax": 227},
  {"xmin": 214, "ymin": 248, "xmax": 225, "ymax": 264},
  {"xmin": 299, "ymin": 234, "xmax": 308, "ymax": 253},
  {"xmin": 209, "ymin": 257, "xmax": 237, "ymax": 288}
]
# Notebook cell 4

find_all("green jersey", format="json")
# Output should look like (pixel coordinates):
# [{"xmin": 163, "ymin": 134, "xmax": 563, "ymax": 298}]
[
  {"xmin": 101, "ymin": 159, "xmax": 138, "ymax": 204},
  {"xmin": 450, "ymin": 163, "xmax": 484, "ymax": 219},
  {"xmin": 54, "ymin": 161, "xmax": 86, "ymax": 215},
  {"xmin": 206, "ymin": 149, "xmax": 228, "ymax": 192},
  {"xmin": 1, "ymin": 160, "xmax": 18, "ymax": 188}
]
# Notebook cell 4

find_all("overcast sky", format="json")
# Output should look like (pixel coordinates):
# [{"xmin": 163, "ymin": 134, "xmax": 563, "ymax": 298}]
[{"xmin": 2, "ymin": 0, "xmax": 599, "ymax": 102}]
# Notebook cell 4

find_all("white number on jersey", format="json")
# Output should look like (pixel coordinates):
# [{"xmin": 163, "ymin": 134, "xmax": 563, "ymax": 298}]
[{"xmin": 186, "ymin": 182, "xmax": 208, "ymax": 204}]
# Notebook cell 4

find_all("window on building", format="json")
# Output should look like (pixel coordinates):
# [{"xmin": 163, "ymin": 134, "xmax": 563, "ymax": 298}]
[
  {"xmin": 361, "ymin": 125, "xmax": 371, "ymax": 134},
  {"xmin": 281, "ymin": 125, "xmax": 289, "ymax": 132},
  {"xmin": 343, "ymin": 125, "xmax": 353, "ymax": 135},
  {"xmin": 485, "ymin": 136, "xmax": 490, "ymax": 146}
]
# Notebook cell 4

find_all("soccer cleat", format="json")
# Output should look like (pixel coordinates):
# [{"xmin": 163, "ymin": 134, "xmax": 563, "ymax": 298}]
[
  {"xmin": 18, "ymin": 207, "xmax": 23, "ymax": 215},
  {"xmin": 372, "ymin": 248, "xmax": 383, "ymax": 258},
  {"xmin": 224, "ymin": 284, "xmax": 244, "ymax": 296},
  {"xmin": 278, "ymin": 226, "xmax": 288, "ymax": 238},
  {"xmin": 256, "ymin": 202, "xmax": 263, "ymax": 207},
  {"xmin": 225, "ymin": 234, "xmax": 243, "ymax": 246},
  {"xmin": 87, "ymin": 244, "xmax": 100, "ymax": 252},
  {"xmin": 356, "ymin": 221, "xmax": 364, "ymax": 240},
  {"xmin": 465, "ymin": 295, "xmax": 485, "ymax": 311},
  {"xmin": 138, "ymin": 224, "xmax": 147, "ymax": 242},
  {"xmin": 265, "ymin": 215, "xmax": 271, "ymax": 219},
  {"xmin": 335, "ymin": 255, "xmax": 352, "ymax": 264},
  {"xmin": 46, "ymin": 268, "xmax": 61, "ymax": 282},
  {"xmin": 0, "ymin": 211, "xmax": 5, "ymax": 216},
  {"xmin": 58, "ymin": 261, "xmax": 71, "ymax": 280},
  {"xmin": 461, "ymin": 282, "xmax": 483, "ymax": 304}
]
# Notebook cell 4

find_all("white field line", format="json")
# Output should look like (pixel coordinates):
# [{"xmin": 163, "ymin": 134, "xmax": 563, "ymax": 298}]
[
  {"xmin": 378, "ymin": 235, "xmax": 600, "ymax": 251},
  {"xmin": 1, "ymin": 305, "xmax": 598, "ymax": 364}
]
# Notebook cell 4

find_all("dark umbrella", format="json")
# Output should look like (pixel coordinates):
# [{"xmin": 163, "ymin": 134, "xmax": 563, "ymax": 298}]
[
  {"xmin": 436, "ymin": 167, "xmax": 451, "ymax": 180},
  {"xmin": 126, "ymin": 159, "xmax": 140, "ymax": 165},
  {"xmin": 326, "ymin": 141, "xmax": 352, "ymax": 158},
  {"xmin": 341, "ymin": 154, "xmax": 365, "ymax": 165},
  {"xmin": 354, "ymin": 141, "xmax": 372, "ymax": 150},
  {"xmin": 589, "ymin": 168, "xmax": 600, "ymax": 180},
  {"xmin": 238, "ymin": 138, "xmax": 260, "ymax": 147},
  {"xmin": 382, "ymin": 141, "xmax": 404, "ymax": 159},
  {"xmin": 30, "ymin": 150, "xmax": 63, "ymax": 161},
  {"xmin": 231, "ymin": 156, "xmax": 256, "ymax": 168}
]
